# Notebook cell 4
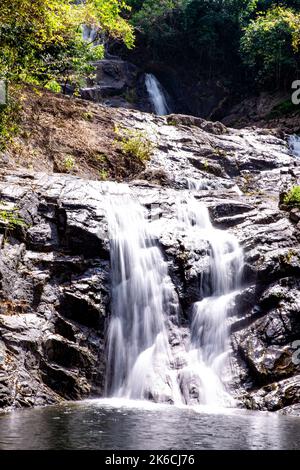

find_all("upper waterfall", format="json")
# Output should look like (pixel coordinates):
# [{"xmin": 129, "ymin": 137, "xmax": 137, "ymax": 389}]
[{"xmin": 145, "ymin": 73, "xmax": 171, "ymax": 116}]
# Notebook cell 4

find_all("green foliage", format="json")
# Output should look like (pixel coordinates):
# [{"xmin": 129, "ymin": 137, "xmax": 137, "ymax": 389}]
[
  {"xmin": 0, "ymin": 0, "xmax": 135, "ymax": 155},
  {"xmin": 41, "ymin": 35, "xmax": 105, "ymax": 92},
  {"xmin": 130, "ymin": 0, "xmax": 180, "ymax": 32},
  {"xmin": 45, "ymin": 80, "xmax": 62, "ymax": 93},
  {"xmin": 241, "ymin": 6, "xmax": 300, "ymax": 86},
  {"xmin": 82, "ymin": 111, "xmax": 93, "ymax": 121},
  {"xmin": 63, "ymin": 155, "xmax": 76, "ymax": 172},
  {"xmin": 128, "ymin": 1, "xmax": 300, "ymax": 90},
  {"xmin": 0, "ymin": 203, "xmax": 26, "ymax": 230},
  {"xmin": 123, "ymin": 88, "xmax": 137, "ymax": 104},
  {"xmin": 0, "ymin": 87, "xmax": 21, "ymax": 151},
  {"xmin": 99, "ymin": 169, "xmax": 109, "ymax": 180},
  {"xmin": 128, "ymin": 1, "xmax": 246, "ymax": 73},
  {"xmin": 85, "ymin": 0, "xmax": 135, "ymax": 49},
  {"xmin": 0, "ymin": 1, "xmax": 134, "ymax": 89},
  {"xmin": 268, "ymin": 99, "xmax": 300, "ymax": 119},
  {"xmin": 284, "ymin": 186, "xmax": 300, "ymax": 206},
  {"xmin": 241, "ymin": 1, "xmax": 300, "ymax": 23},
  {"xmin": 115, "ymin": 125, "xmax": 155, "ymax": 162}
]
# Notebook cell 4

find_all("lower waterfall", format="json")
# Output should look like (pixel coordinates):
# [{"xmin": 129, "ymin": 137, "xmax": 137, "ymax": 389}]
[
  {"xmin": 105, "ymin": 184, "xmax": 181, "ymax": 403},
  {"xmin": 104, "ymin": 183, "xmax": 243, "ymax": 407}
]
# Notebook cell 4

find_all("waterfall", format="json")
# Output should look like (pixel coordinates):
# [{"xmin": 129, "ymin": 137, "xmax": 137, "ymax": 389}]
[
  {"xmin": 289, "ymin": 135, "xmax": 300, "ymax": 157},
  {"xmin": 104, "ymin": 183, "xmax": 243, "ymax": 407},
  {"xmin": 104, "ymin": 183, "xmax": 181, "ymax": 404},
  {"xmin": 175, "ymin": 192, "xmax": 243, "ymax": 406},
  {"xmin": 145, "ymin": 73, "xmax": 170, "ymax": 116}
]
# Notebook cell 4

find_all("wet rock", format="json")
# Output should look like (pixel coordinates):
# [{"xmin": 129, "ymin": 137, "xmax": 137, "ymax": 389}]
[
  {"xmin": 277, "ymin": 404, "xmax": 300, "ymax": 417},
  {"xmin": 27, "ymin": 222, "xmax": 59, "ymax": 252},
  {"xmin": 248, "ymin": 375, "xmax": 300, "ymax": 411},
  {"xmin": 289, "ymin": 208, "xmax": 300, "ymax": 224},
  {"xmin": 82, "ymin": 59, "xmax": 138, "ymax": 98},
  {"xmin": 167, "ymin": 114, "xmax": 228, "ymax": 135},
  {"xmin": 80, "ymin": 59, "xmax": 154, "ymax": 113},
  {"xmin": 0, "ymin": 152, "xmax": 10, "ymax": 165},
  {"xmin": 0, "ymin": 175, "xmax": 110, "ymax": 409}
]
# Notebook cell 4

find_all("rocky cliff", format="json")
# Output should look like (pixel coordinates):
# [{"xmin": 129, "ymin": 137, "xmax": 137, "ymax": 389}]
[
  {"xmin": 0, "ymin": 99, "xmax": 300, "ymax": 414},
  {"xmin": 77, "ymin": 56, "xmax": 230, "ymax": 120}
]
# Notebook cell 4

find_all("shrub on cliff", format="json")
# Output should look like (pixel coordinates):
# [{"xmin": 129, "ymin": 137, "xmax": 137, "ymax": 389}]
[
  {"xmin": 241, "ymin": 6, "xmax": 300, "ymax": 87},
  {"xmin": 284, "ymin": 186, "xmax": 300, "ymax": 206},
  {"xmin": 115, "ymin": 126, "xmax": 155, "ymax": 162}
]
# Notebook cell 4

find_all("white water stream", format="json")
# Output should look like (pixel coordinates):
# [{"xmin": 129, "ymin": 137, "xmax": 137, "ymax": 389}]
[
  {"xmin": 104, "ymin": 183, "xmax": 243, "ymax": 407},
  {"xmin": 145, "ymin": 73, "xmax": 171, "ymax": 116},
  {"xmin": 175, "ymin": 192, "xmax": 243, "ymax": 406}
]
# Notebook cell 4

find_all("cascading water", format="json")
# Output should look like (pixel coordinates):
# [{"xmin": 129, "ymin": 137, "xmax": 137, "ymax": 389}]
[
  {"xmin": 104, "ymin": 183, "xmax": 243, "ymax": 408},
  {"xmin": 175, "ymin": 192, "xmax": 243, "ymax": 406},
  {"xmin": 145, "ymin": 73, "xmax": 171, "ymax": 116},
  {"xmin": 104, "ymin": 183, "xmax": 181, "ymax": 404},
  {"xmin": 289, "ymin": 135, "xmax": 300, "ymax": 157}
]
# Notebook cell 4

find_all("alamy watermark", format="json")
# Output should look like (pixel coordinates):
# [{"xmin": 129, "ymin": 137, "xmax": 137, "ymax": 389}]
[
  {"xmin": 0, "ymin": 80, "xmax": 7, "ymax": 105},
  {"xmin": 292, "ymin": 80, "xmax": 300, "ymax": 105}
]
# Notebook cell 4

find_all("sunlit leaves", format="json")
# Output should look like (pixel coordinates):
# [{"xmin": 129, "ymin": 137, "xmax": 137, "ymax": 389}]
[
  {"xmin": 85, "ymin": 0, "xmax": 135, "ymax": 48},
  {"xmin": 0, "ymin": 0, "xmax": 134, "ymax": 87},
  {"xmin": 241, "ymin": 6, "xmax": 300, "ymax": 85}
]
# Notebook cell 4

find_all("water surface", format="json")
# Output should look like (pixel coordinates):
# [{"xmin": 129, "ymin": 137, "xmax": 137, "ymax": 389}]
[{"xmin": 0, "ymin": 399, "xmax": 299, "ymax": 450}]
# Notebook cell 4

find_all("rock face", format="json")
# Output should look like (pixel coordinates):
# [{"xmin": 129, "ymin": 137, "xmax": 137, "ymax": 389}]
[
  {"xmin": 80, "ymin": 58, "xmax": 153, "ymax": 112},
  {"xmin": 0, "ymin": 176, "xmax": 110, "ymax": 408},
  {"xmin": 0, "ymin": 106, "xmax": 300, "ymax": 413}
]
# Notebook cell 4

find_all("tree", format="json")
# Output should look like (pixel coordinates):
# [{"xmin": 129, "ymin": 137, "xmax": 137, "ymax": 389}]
[
  {"xmin": 0, "ymin": 0, "xmax": 134, "ymax": 148},
  {"xmin": 127, "ymin": 0, "xmax": 300, "ymax": 88},
  {"xmin": 0, "ymin": 0, "xmax": 134, "ymax": 88},
  {"xmin": 240, "ymin": 6, "xmax": 300, "ymax": 87},
  {"xmin": 129, "ymin": 1, "xmax": 245, "ymax": 75}
]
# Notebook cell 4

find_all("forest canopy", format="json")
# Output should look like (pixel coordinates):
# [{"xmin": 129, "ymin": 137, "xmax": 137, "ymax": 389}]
[
  {"xmin": 127, "ymin": 0, "xmax": 300, "ymax": 88},
  {"xmin": 0, "ymin": 0, "xmax": 134, "ymax": 149},
  {"xmin": 0, "ymin": 0, "xmax": 299, "ymax": 91}
]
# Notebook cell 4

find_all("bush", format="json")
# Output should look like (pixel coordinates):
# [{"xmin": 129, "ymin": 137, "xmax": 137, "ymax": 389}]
[
  {"xmin": 0, "ymin": 1, "xmax": 134, "ymax": 89},
  {"xmin": 63, "ymin": 155, "xmax": 76, "ymax": 172},
  {"xmin": 284, "ymin": 186, "xmax": 300, "ymax": 206},
  {"xmin": 268, "ymin": 100, "xmax": 300, "ymax": 119},
  {"xmin": 45, "ymin": 80, "xmax": 62, "ymax": 94},
  {"xmin": 0, "ymin": 203, "xmax": 26, "ymax": 230},
  {"xmin": 99, "ymin": 169, "xmax": 108, "ymax": 180},
  {"xmin": 240, "ymin": 6, "xmax": 300, "ymax": 87},
  {"xmin": 115, "ymin": 126, "xmax": 155, "ymax": 162}
]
